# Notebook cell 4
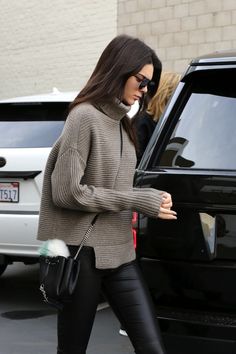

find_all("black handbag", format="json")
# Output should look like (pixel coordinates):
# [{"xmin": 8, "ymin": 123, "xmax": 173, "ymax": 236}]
[{"xmin": 39, "ymin": 214, "xmax": 98, "ymax": 310}]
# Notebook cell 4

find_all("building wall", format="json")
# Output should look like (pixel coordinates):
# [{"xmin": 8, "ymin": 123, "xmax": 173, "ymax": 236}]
[
  {"xmin": 2, "ymin": 0, "xmax": 236, "ymax": 99},
  {"xmin": 117, "ymin": 0, "xmax": 236, "ymax": 73},
  {"xmin": 0, "ymin": 0, "xmax": 117, "ymax": 99}
]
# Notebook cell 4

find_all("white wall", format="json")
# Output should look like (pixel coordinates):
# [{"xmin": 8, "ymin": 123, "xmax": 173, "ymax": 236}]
[
  {"xmin": 0, "ymin": 0, "xmax": 117, "ymax": 99},
  {"xmin": 2, "ymin": 0, "xmax": 236, "ymax": 99}
]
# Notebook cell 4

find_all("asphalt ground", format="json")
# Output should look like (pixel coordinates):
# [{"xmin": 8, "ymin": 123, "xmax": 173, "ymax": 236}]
[{"xmin": 0, "ymin": 262, "xmax": 133, "ymax": 354}]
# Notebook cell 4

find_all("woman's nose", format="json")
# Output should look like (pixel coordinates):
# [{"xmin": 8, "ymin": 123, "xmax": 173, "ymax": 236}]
[{"xmin": 140, "ymin": 86, "xmax": 148, "ymax": 93}]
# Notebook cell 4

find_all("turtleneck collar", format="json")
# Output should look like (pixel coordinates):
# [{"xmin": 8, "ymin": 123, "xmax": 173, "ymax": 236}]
[{"xmin": 95, "ymin": 99, "xmax": 131, "ymax": 121}]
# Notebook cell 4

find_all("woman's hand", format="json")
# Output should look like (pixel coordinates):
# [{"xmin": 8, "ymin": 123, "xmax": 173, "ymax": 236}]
[{"xmin": 158, "ymin": 192, "xmax": 177, "ymax": 220}]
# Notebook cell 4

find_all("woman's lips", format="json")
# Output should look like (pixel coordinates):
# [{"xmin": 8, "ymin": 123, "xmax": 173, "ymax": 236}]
[{"xmin": 134, "ymin": 95, "xmax": 141, "ymax": 100}]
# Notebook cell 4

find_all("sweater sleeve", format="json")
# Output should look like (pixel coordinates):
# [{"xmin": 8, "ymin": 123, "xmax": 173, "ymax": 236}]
[{"xmin": 51, "ymin": 148, "xmax": 163, "ymax": 219}]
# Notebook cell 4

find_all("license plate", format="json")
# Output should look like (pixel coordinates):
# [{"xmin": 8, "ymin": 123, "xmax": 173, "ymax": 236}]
[{"xmin": 0, "ymin": 182, "xmax": 19, "ymax": 203}]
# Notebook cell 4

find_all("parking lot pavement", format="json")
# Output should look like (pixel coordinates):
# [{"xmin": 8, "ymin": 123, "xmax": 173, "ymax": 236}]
[{"xmin": 0, "ymin": 263, "xmax": 133, "ymax": 354}]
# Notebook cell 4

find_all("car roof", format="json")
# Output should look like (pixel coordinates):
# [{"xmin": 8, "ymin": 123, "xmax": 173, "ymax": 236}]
[
  {"xmin": 0, "ymin": 88, "xmax": 139, "ymax": 117},
  {"xmin": 191, "ymin": 50, "xmax": 236, "ymax": 65},
  {"xmin": 0, "ymin": 88, "xmax": 78, "ymax": 103}
]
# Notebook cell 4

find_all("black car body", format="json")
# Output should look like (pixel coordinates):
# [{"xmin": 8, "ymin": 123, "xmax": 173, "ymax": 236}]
[{"xmin": 134, "ymin": 51, "xmax": 236, "ymax": 354}]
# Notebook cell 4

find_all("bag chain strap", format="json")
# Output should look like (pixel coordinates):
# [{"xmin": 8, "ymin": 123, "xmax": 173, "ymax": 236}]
[{"xmin": 73, "ymin": 214, "xmax": 98, "ymax": 260}]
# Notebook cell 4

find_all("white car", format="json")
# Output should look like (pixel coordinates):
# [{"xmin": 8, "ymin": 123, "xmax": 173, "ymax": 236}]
[
  {"xmin": 0, "ymin": 89, "xmax": 139, "ymax": 276},
  {"xmin": 0, "ymin": 89, "xmax": 78, "ymax": 276}
]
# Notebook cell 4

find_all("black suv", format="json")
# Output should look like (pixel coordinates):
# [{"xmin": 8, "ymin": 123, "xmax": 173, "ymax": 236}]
[{"xmin": 134, "ymin": 51, "xmax": 236, "ymax": 354}]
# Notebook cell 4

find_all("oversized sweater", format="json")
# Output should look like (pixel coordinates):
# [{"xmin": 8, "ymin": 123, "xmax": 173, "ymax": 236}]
[{"xmin": 37, "ymin": 100, "xmax": 163, "ymax": 269}]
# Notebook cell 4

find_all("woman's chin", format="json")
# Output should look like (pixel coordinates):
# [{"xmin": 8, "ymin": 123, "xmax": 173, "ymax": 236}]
[{"xmin": 126, "ymin": 98, "xmax": 136, "ymax": 105}]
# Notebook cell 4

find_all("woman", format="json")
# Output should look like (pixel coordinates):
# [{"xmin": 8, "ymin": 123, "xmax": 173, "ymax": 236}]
[
  {"xmin": 133, "ymin": 71, "xmax": 181, "ymax": 164},
  {"xmin": 37, "ymin": 34, "xmax": 177, "ymax": 354}
]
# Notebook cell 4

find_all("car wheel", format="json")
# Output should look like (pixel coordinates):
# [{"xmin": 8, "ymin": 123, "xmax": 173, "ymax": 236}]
[{"xmin": 0, "ymin": 264, "xmax": 7, "ymax": 277}]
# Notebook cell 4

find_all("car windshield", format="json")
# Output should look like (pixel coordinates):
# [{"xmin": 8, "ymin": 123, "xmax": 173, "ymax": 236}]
[{"xmin": 0, "ymin": 102, "xmax": 69, "ymax": 148}]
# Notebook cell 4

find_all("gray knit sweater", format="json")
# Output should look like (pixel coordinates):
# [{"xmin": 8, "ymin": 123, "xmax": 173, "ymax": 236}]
[{"xmin": 37, "ymin": 100, "xmax": 163, "ymax": 269}]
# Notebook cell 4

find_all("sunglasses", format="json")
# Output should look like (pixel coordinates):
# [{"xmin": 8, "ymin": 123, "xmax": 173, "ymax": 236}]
[{"xmin": 134, "ymin": 73, "xmax": 156, "ymax": 91}]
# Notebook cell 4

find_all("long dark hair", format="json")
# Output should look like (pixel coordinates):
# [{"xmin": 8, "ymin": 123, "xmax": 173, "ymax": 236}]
[{"xmin": 69, "ymin": 34, "xmax": 162, "ymax": 146}]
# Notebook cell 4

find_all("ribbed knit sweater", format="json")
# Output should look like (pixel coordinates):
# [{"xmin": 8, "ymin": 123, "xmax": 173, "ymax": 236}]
[{"xmin": 37, "ymin": 100, "xmax": 163, "ymax": 269}]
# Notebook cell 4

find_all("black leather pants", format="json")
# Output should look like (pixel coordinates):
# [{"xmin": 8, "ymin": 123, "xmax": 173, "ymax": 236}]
[{"xmin": 57, "ymin": 247, "xmax": 166, "ymax": 354}]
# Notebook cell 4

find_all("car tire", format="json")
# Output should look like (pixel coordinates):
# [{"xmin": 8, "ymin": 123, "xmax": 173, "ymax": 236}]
[{"xmin": 0, "ymin": 264, "xmax": 7, "ymax": 277}]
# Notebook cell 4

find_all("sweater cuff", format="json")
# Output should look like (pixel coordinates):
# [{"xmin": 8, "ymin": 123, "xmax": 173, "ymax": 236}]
[{"xmin": 132, "ymin": 187, "xmax": 163, "ymax": 219}]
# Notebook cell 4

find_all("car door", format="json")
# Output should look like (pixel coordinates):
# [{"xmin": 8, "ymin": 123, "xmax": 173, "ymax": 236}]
[{"xmin": 135, "ymin": 68, "xmax": 236, "ymax": 312}]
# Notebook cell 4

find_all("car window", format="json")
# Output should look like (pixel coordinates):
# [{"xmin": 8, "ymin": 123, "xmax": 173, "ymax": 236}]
[
  {"xmin": 0, "ymin": 102, "xmax": 69, "ymax": 148},
  {"xmin": 158, "ymin": 71, "xmax": 236, "ymax": 170}
]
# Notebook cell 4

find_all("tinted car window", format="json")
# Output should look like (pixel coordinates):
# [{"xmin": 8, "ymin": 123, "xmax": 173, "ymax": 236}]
[
  {"xmin": 158, "ymin": 71, "xmax": 236, "ymax": 170},
  {"xmin": 0, "ymin": 102, "xmax": 69, "ymax": 148}
]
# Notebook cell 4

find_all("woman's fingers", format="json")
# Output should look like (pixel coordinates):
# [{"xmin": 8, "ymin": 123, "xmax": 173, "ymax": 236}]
[
  {"xmin": 158, "ymin": 212, "xmax": 177, "ymax": 220},
  {"xmin": 161, "ymin": 201, "xmax": 172, "ymax": 209},
  {"xmin": 158, "ymin": 207, "xmax": 177, "ymax": 220},
  {"xmin": 161, "ymin": 207, "xmax": 177, "ymax": 216}
]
